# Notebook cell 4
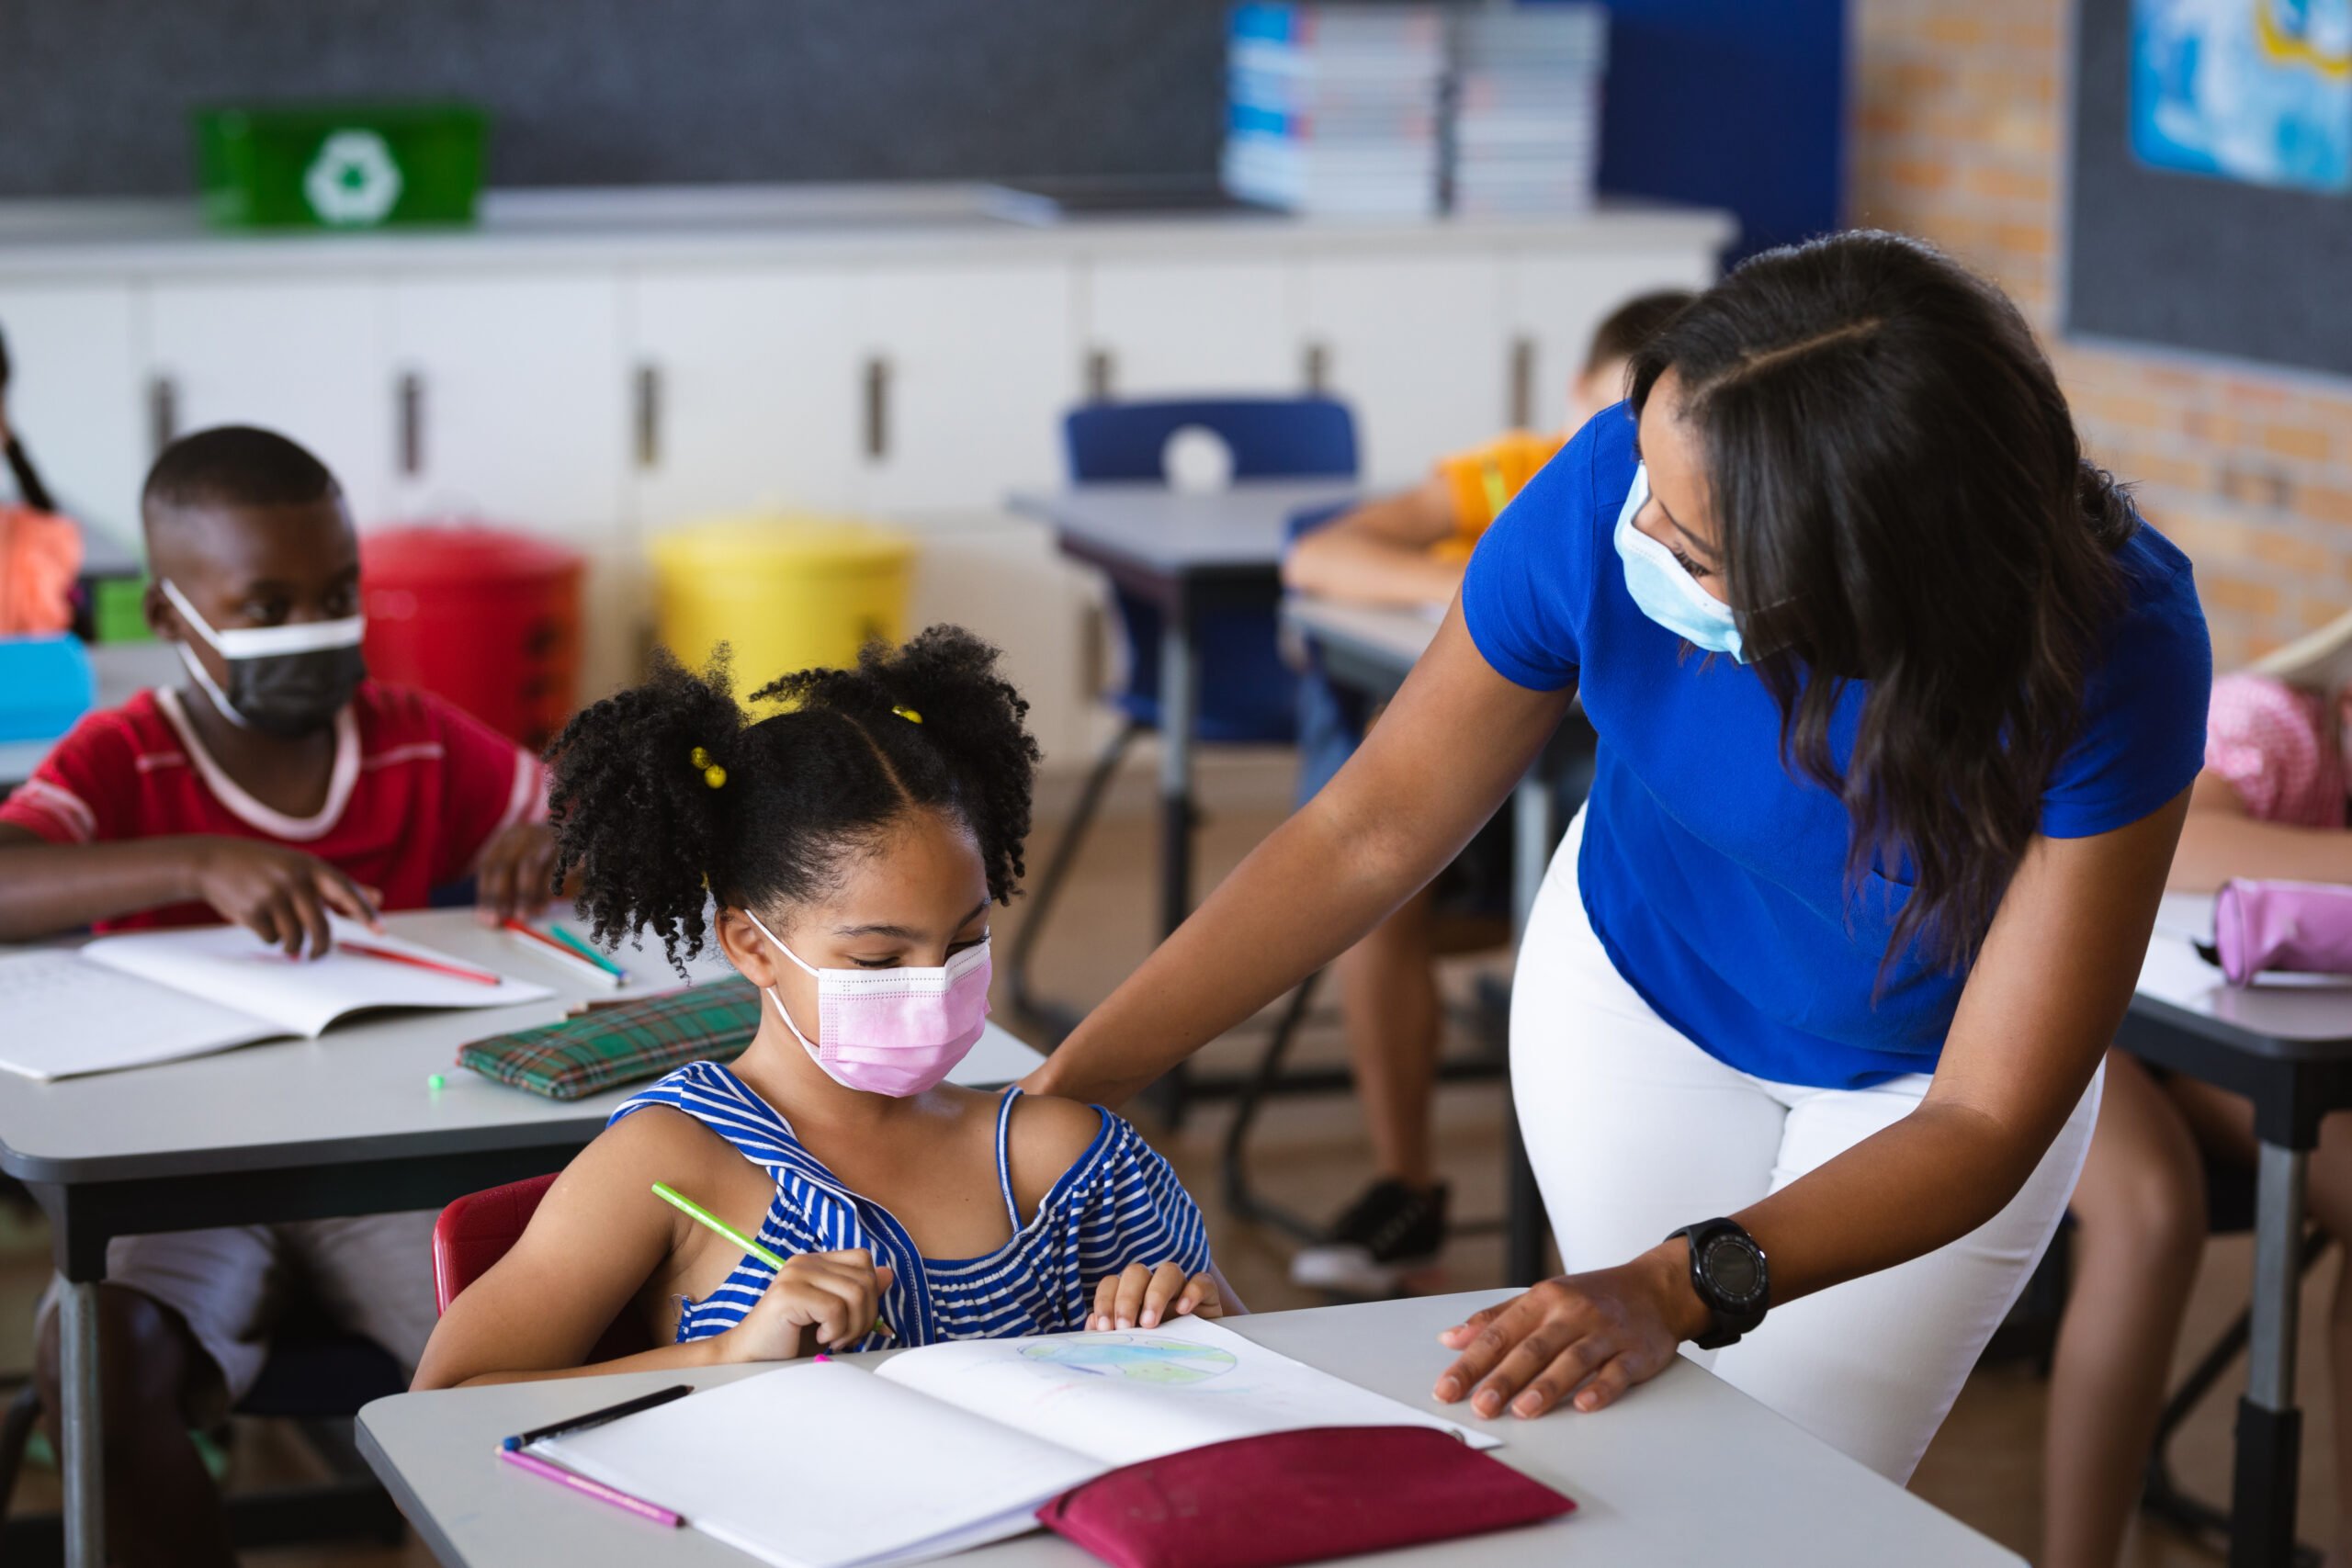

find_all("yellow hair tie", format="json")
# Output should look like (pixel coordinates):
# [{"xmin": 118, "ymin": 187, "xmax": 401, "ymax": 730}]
[
  {"xmin": 688, "ymin": 746, "xmax": 726, "ymax": 789},
  {"xmin": 891, "ymin": 705, "xmax": 923, "ymax": 725}
]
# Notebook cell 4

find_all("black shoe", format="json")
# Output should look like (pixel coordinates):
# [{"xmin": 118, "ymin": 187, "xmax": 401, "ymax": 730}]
[{"xmin": 1290, "ymin": 1179, "xmax": 1450, "ymax": 1295}]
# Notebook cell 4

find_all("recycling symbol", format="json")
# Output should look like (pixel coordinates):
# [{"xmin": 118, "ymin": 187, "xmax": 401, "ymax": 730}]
[{"xmin": 304, "ymin": 130, "xmax": 404, "ymax": 227}]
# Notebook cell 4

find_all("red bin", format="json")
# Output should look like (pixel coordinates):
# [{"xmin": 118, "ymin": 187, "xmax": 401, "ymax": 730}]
[{"xmin": 361, "ymin": 525, "xmax": 584, "ymax": 750}]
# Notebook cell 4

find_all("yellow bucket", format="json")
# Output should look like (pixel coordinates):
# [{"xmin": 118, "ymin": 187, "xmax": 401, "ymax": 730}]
[{"xmin": 650, "ymin": 514, "xmax": 915, "ymax": 716}]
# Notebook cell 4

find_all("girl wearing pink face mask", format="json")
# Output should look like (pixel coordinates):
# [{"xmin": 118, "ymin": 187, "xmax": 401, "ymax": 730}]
[{"xmin": 415, "ymin": 627, "xmax": 1223, "ymax": 1391}]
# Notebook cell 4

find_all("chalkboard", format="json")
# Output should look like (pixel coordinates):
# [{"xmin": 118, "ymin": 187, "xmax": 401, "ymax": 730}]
[
  {"xmin": 0, "ymin": 0, "xmax": 1227, "ymax": 197},
  {"xmin": 2065, "ymin": 0, "xmax": 2352, "ymax": 378}
]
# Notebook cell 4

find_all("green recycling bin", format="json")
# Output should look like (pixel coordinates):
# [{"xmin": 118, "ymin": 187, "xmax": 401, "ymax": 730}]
[{"xmin": 195, "ymin": 104, "xmax": 486, "ymax": 231}]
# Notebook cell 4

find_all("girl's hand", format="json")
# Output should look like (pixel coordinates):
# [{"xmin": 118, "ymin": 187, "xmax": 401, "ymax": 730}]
[
  {"xmin": 1432, "ymin": 1249, "xmax": 1702, "ymax": 1419},
  {"xmin": 1089, "ymin": 1261, "xmax": 1221, "ymax": 1331},
  {"xmin": 718, "ymin": 1250, "xmax": 896, "ymax": 1363}
]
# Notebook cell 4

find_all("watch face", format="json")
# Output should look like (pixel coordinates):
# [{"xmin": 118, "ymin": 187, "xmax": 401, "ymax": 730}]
[{"xmin": 1702, "ymin": 1235, "xmax": 1763, "ymax": 1302}]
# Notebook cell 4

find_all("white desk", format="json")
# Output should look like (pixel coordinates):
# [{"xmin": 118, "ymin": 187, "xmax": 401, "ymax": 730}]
[
  {"xmin": 2, "ymin": 908, "xmax": 1042, "ymax": 1568},
  {"xmin": 357, "ymin": 1291, "xmax": 2020, "ymax": 1568},
  {"xmin": 2124, "ymin": 894, "xmax": 2352, "ymax": 1567}
]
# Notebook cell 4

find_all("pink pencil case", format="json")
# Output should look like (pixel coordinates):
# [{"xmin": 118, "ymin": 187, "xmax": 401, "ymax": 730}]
[
  {"xmin": 2212, "ymin": 879, "xmax": 2352, "ymax": 987},
  {"xmin": 1035, "ymin": 1425, "xmax": 1574, "ymax": 1568}
]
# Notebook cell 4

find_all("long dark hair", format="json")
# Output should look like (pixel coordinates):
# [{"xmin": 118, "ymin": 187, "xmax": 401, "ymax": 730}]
[
  {"xmin": 544, "ymin": 626, "xmax": 1039, "ymax": 973},
  {"xmin": 1628, "ymin": 231, "xmax": 2137, "ymax": 973}
]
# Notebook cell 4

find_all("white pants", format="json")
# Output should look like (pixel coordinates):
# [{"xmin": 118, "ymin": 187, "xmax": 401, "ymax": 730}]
[{"xmin": 1511, "ymin": 811, "xmax": 2100, "ymax": 1482}]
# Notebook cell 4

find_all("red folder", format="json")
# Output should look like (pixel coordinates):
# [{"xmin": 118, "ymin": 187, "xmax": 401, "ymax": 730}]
[{"xmin": 1035, "ymin": 1425, "xmax": 1576, "ymax": 1568}]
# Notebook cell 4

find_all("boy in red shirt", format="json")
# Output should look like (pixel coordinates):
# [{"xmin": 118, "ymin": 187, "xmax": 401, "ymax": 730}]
[{"xmin": 0, "ymin": 425, "xmax": 556, "ymax": 1567}]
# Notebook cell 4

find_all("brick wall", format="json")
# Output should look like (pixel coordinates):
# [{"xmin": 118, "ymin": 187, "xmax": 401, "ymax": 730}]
[{"xmin": 1849, "ymin": 0, "xmax": 2352, "ymax": 668}]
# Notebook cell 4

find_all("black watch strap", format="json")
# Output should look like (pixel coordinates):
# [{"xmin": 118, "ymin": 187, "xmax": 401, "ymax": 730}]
[{"xmin": 1668, "ymin": 1218, "xmax": 1770, "ymax": 1350}]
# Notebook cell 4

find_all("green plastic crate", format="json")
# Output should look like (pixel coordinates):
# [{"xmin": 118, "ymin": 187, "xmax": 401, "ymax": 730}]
[
  {"xmin": 195, "ymin": 104, "xmax": 486, "ymax": 231},
  {"xmin": 90, "ymin": 578, "xmax": 153, "ymax": 644}
]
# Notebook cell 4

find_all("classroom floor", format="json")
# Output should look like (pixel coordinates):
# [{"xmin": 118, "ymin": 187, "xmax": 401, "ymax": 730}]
[{"xmin": 0, "ymin": 748, "xmax": 2335, "ymax": 1564}]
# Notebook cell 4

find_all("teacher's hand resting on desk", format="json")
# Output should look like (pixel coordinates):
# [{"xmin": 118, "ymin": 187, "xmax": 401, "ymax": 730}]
[{"xmin": 1023, "ymin": 231, "xmax": 2211, "ymax": 1480}]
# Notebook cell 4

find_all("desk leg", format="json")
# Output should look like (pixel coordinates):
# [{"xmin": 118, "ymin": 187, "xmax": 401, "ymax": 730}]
[
  {"xmin": 1150, "ymin": 608, "xmax": 1200, "ymax": 1126},
  {"xmin": 2232, "ymin": 1140, "xmax": 2307, "ymax": 1568},
  {"xmin": 58, "ymin": 1274, "xmax": 104, "ymax": 1568},
  {"xmin": 1503, "ymin": 773, "xmax": 1555, "ymax": 1286},
  {"xmin": 1158, "ymin": 610, "xmax": 1198, "ymax": 939}
]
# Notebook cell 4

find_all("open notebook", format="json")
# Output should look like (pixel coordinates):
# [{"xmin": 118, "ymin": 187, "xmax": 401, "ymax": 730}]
[
  {"xmin": 0, "ymin": 917, "xmax": 551, "ymax": 1080},
  {"xmin": 537, "ymin": 1314, "xmax": 1501, "ymax": 1568}
]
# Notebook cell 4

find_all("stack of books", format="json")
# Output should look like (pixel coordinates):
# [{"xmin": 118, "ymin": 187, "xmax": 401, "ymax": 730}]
[
  {"xmin": 1448, "ymin": 5, "xmax": 1609, "ymax": 215},
  {"xmin": 1221, "ymin": 4, "xmax": 1449, "ymax": 218}
]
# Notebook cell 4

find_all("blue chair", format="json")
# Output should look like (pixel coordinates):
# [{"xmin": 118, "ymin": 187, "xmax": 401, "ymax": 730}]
[{"xmin": 1007, "ymin": 400, "xmax": 1358, "ymax": 1042}]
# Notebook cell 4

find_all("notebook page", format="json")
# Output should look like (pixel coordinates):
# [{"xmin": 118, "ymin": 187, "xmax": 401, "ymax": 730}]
[
  {"xmin": 876, "ymin": 1314, "xmax": 1499, "ymax": 1469},
  {"xmin": 0, "ymin": 951, "xmax": 276, "ymax": 1080},
  {"xmin": 81, "ymin": 917, "xmax": 551, "ymax": 1038},
  {"xmin": 537, "ymin": 1362, "xmax": 1102, "ymax": 1568}
]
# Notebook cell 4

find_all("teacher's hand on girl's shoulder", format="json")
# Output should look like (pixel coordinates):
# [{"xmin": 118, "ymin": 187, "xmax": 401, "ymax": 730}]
[{"xmin": 1432, "ymin": 1244, "xmax": 1709, "ymax": 1419}]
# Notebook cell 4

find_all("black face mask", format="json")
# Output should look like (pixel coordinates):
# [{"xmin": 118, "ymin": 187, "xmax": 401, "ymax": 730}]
[{"xmin": 162, "ymin": 579, "xmax": 368, "ymax": 739}]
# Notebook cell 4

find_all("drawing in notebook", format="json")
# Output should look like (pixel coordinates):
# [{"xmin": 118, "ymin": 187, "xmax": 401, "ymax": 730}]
[
  {"xmin": 0, "ymin": 916, "xmax": 551, "ymax": 1080},
  {"xmin": 535, "ymin": 1314, "xmax": 1504, "ymax": 1568}
]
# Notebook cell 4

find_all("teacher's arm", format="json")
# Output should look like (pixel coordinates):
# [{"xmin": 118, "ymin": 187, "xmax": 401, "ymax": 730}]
[
  {"xmin": 1024, "ymin": 601, "xmax": 1575, "ymax": 1109},
  {"xmin": 1434, "ymin": 788, "xmax": 2190, "ymax": 1419}
]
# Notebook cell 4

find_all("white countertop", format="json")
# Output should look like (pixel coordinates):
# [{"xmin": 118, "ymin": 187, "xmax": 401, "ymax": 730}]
[{"xmin": 0, "ymin": 184, "xmax": 1738, "ymax": 280}]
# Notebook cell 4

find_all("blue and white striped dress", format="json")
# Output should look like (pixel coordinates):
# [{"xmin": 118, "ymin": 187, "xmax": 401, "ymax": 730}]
[{"xmin": 610, "ymin": 1060, "xmax": 1211, "ymax": 1351}]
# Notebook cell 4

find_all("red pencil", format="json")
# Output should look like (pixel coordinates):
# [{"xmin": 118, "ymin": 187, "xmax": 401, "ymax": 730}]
[{"xmin": 338, "ymin": 939, "xmax": 503, "ymax": 987}]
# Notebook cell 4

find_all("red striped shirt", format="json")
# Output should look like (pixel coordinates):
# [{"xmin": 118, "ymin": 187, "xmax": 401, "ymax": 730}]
[{"xmin": 0, "ymin": 682, "xmax": 547, "ymax": 931}]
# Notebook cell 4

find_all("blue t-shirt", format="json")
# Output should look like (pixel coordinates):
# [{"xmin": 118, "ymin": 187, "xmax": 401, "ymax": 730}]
[{"xmin": 1463, "ymin": 404, "xmax": 2212, "ymax": 1089}]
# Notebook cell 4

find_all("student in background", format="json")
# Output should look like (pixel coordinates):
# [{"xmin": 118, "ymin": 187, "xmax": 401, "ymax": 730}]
[
  {"xmin": 0, "ymin": 323, "xmax": 60, "ymax": 514},
  {"xmin": 0, "ymin": 426, "xmax": 557, "ymax": 1568},
  {"xmin": 1280, "ymin": 289, "xmax": 1692, "ymax": 1294},
  {"xmin": 415, "ymin": 629, "xmax": 1221, "ymax": 1389},
  {"xmin": 2044, "ymin": 620, "xmax": 2352, "ymax": 1568}
]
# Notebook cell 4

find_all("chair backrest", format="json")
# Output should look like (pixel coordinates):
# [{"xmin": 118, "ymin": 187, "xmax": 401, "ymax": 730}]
[
  {"xmin": 1063, "ymin": 397, "xmax": 1358, "ymax": 483},
  {"xmin": 434, "ymin": 1171, "xmax": 654, "ymax": 1359}
]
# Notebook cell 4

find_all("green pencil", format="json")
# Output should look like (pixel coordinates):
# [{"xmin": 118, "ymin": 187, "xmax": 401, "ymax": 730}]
[
  {"xmin": 650, "ymin": 1182, "xmax": 892, "ymax": 1342},
  {"xmin": 548, "ymin": 922, "xmax": 628, "ymax": 981}
]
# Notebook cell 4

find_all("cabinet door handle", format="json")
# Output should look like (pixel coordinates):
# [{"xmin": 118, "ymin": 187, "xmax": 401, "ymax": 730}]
[
  {"xmin": 1510, "ymin": 335, "xmax": 1537, "ymax": 429},
  {"xmin": 1302, "ymin": 340, "xmax": 1330, "ymax": 394},
  {"xmin": 397, "ymin": 371, "xmax": 424, "ymax": 478},
  {"xmin": 864, "ymin": 356, "xmax": 891, "ymax": 461},
  {"xmin": 634, "ymin": 363, "xmax": 662, "ymax": 469},
  {"xmin": 1085, "ymin": 347, "xmax": 1114, "ymax": 402},
  {"xmin": 147, "ymin": 374, "xmax": 178, "ymax": 458}
]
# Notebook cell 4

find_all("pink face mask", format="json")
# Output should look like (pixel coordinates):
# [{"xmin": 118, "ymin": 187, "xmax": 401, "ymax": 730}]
[{"xmin": 741, "ymin": 909, "xmax": 992, "ymax": 1097}]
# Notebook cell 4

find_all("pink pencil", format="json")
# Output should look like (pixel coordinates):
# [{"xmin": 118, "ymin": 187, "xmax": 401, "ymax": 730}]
[{"xmin": 499, "ymin": 1447, "xmax": 683, "ymax": 1528}]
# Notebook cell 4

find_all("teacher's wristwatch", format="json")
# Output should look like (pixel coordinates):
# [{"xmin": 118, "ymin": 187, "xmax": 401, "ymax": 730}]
[{"xmin": 1665, "ymin": 1219, "xmax": 1770, "ymax": 1350}]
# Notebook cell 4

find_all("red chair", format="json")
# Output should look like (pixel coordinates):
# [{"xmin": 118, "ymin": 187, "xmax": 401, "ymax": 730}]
[{"xmin": 433, "ymin": 1172, "xmax": 654, "ymax": 1360}]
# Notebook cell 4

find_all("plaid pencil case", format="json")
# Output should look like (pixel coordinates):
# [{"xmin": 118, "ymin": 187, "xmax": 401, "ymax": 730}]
[{"xmin": 457, "ymin": 978, "xmax": 762, "ymax": 1100}]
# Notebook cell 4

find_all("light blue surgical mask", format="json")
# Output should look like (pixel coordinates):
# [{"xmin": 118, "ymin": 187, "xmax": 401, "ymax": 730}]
[{"xmin": 1612, "ymin": 464, "xmax": 1746, "ymax": 663}]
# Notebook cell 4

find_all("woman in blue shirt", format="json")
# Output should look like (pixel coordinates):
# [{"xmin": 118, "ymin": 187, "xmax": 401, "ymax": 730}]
[{"xmin": 1028, "ymin": 230, "xmax": 2211, "ymax": 1480}]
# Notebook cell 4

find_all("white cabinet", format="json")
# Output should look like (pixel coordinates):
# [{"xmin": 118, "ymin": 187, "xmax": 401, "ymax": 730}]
[
  {"xmin": 1081, "ymin": 258, "xmax": 1301, "ymax": 399},
  {"xmin": 626, "ymin": 266, "xmax": 865, "ymax": 527},
  {"xmin": 1502, "ymin": 248, "xmax": 1720, "ymax": 432},
  {"xmin": 854, "ymin": 262, "xmax": 1077, "ymax": 513},
  {"xmin": 145, "ymin": 278, "xmax": 398, "ymax": 525},
  {"xmin": 1298, "ymin": 254, "xmax": 1509, "ymax": 486},
  {"xmin": 388, "ymin": 275, "xmax": 628, "ymax": 536},
  {"xmin": 0, "ymin": 283, "xmax": 146, "ymax": 543},
  {"xmin": 0, "ymin": 203, "xmax": 1731, "ymax": 766},
  {"xmin": 389, "ymin": 275, "xmax": 636, "ymax": 699}
]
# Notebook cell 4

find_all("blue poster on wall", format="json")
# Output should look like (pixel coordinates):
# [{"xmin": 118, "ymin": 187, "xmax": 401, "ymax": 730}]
[{"xmin": 2130, "ymin": 0, "xmax": 2352, "ymax": 191}]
